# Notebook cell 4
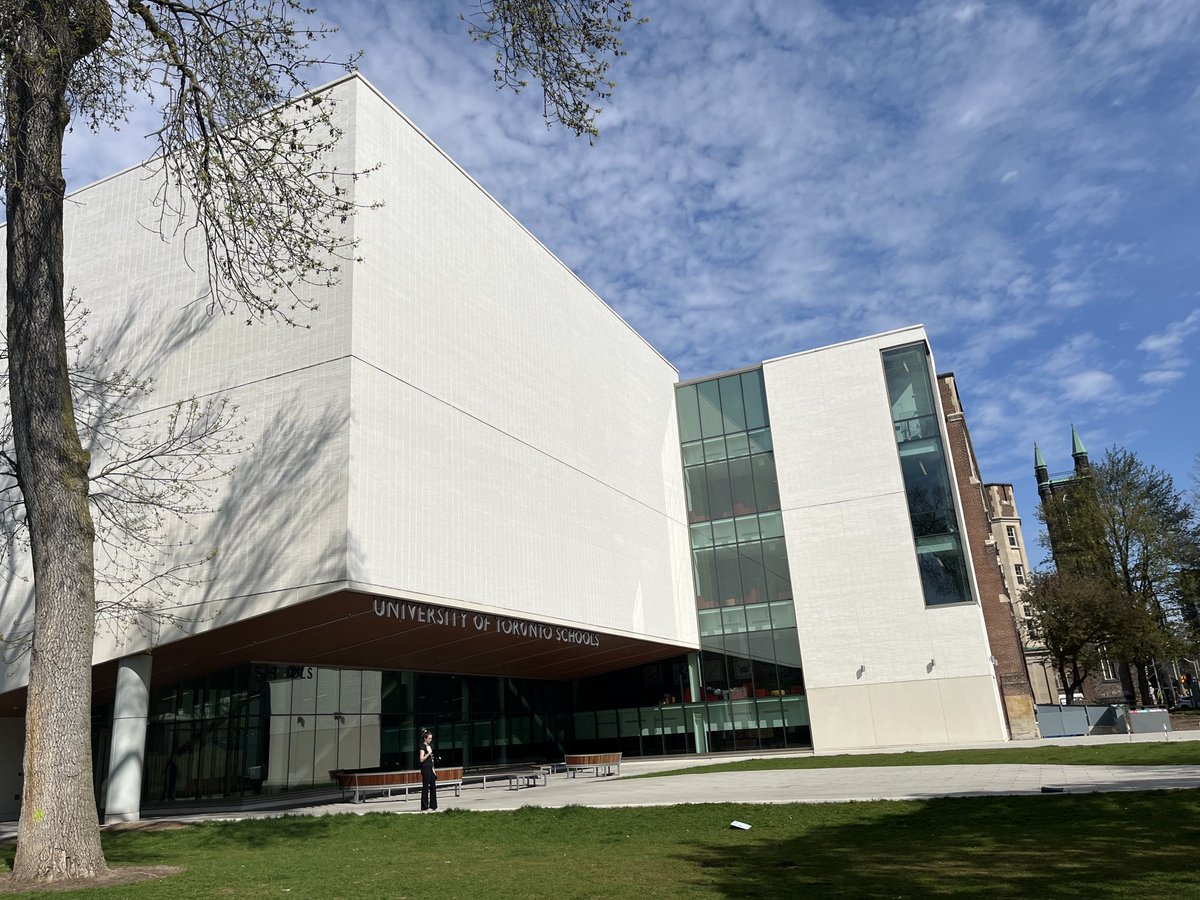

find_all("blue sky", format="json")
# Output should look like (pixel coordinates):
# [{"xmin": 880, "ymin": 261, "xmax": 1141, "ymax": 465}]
[{"xmin": 62, "ymin": 1, "xmax": 1200, "ymax": 565}]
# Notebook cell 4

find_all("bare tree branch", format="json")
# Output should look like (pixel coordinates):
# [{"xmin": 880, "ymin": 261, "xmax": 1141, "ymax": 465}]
[
  {"xmin": 0, "ymin": 296, "xmax": 246, "ymax": 651},
  {"xmin": 0, "ymin": 0, "xmax": 639, "ymax": 882},
  {"xmin": 463, "ymin": 0, "xmax": 644, "ymax": 140}
]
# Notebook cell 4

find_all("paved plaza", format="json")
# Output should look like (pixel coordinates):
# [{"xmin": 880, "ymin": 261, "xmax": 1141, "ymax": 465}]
[
  {"xmin": 3, "ymin": 731, "xmax": 1199, "ymax": 841},
  {"xmin": 292, "ymin": 760, "xmax": 1200, "ymax": 818}
]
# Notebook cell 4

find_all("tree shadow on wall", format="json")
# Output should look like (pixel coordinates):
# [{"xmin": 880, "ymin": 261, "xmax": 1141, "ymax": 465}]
[
  {"xmin": 185, "ymin": 394, "xmax": 351, "ymax": 627},
  {"xmin": 0, "ymin": 293, "xmax": 224, "ymax": 674},
  {"xmin": 67, "ymin": 287, "xmax": 355, "ymax": 648}
]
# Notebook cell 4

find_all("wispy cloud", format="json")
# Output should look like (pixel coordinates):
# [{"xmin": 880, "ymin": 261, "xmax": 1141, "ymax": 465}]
[
  {"xmin": 55, "ymin": 0, "xmax": 1200, "ymax": 563},
  {"xmin": 1138, "ymin": 308, "xmax": 1200, "ymax": 386}
]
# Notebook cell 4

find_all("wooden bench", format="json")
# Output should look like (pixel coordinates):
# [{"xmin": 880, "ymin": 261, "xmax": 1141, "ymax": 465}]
[
  {"xmin": 330, "ymin": 767, "xmax": 464, "ymax": 804},
  {"xmin": 563, "ymin": 752, "xmax": 622, "ymax": 778},
  {"xmin": 465, "ymin": 764, "xmax": 554, "ymax": 791},
  {"xmin": 506, "ymin": 765, "xmax": 553, "ymax": 790}
]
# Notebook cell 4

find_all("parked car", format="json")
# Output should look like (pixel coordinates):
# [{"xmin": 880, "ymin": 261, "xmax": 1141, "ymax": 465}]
[{"xmin": 1172, "ymin": 695, "xmax": 1200, "ymax": 710}]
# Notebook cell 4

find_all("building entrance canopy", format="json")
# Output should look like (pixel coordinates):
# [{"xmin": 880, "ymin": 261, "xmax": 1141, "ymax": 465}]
[{"xmin": 1, "ymin": 590, "xmax": 693, "ymax": 714}]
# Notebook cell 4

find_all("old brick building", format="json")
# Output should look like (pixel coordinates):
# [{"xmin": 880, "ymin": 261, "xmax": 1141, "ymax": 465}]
[
  {"xmin": 938, "ymin": 374, "xmax": 1039, "ymax": 739},
  {"xmin": 983, "ymin": 483, "xmax": 1057, "ymax": 703}
]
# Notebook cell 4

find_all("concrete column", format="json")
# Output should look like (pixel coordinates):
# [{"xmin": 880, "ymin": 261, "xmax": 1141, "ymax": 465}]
[
  {"xmin": 687, "ymin": 653, "xmax": 708, "ymax": 753},
  {"xmin": 461, "ymin": 679, "xmax": 472, "ymax": 769},
  {"xmin": 496, "ymin": 677, "xmax": 508, "ymax": 765},
  {"xmin": 403, "ymin": 673, "xmax": 418, "ymax": 768},
  {"xmin": 104, "ymin": 654, "xmax": 152, "ymax": 824}
]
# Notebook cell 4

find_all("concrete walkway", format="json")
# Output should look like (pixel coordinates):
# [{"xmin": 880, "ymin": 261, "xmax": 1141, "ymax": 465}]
[
  {"xmin": 275, "ymin": 761, "xmax": 1200, "ymax": 819},
  {"xmin": 3, "ymin": 731, "xmax": 1199, "ymax": 839}
]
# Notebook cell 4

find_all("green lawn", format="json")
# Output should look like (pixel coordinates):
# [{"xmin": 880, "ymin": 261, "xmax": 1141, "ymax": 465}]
[
  {"xmin": 5, "ymin": 791, "xmax": 1200, "ymax": 898},
  {"xmin": 636, "ymin": 739, "xmax": 1200, "ymax": 778}
]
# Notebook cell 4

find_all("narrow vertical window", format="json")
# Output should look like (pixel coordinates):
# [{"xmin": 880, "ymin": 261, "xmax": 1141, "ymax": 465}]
[
  {"xmin": 881, "ymin": 344, "xmax": 972, "ymax": 606},
  {"xmin": 675, "ymin": 371, "xmax": 806, "ymax": 719}
]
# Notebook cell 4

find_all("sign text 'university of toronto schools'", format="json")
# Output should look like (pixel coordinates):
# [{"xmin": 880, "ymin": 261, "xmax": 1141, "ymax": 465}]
[{"xmin": 371, "ymin": 598, "xmax": 601, "ymax": 648}]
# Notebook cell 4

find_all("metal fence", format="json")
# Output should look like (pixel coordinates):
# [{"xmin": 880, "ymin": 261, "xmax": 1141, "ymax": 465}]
[{"xmin": 1035, "ymin": 704, "xmax": 1171, "ymax": 738}]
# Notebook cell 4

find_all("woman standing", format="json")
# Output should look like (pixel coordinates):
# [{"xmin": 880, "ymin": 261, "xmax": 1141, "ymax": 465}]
[{"xmin": 418, "ymin": 728, "xmax": 438, "ymax": 811}]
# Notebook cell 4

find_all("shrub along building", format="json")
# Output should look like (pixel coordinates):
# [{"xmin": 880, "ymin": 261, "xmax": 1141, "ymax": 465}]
[{"xmin": 1, "ymin": 76, "xmax": 1022, "ymax": 822}]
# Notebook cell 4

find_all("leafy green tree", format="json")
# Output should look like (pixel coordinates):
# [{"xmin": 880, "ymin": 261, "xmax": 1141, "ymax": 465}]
[
  {"xmin": 1022, "ymin": 571, "xmax": 1127, "ymax": 706},
  {"xmin": 1095, "ymin": 450, "xmax": 1192, "ymax": 604},
  {"xmin": 1039, "ymin": 447, "xmax": 1199, "ymax": 705},
  {"xmin": 1092, "ymin": 449, "xmax": 1197, "ymax": 703},
  {"xmin": 1184, "ymin": 455, "xmax": 1200, "ymax": 636},
  {"xmin": 1, "ymin": 0, "xmax": 641, "ymax": 884}
]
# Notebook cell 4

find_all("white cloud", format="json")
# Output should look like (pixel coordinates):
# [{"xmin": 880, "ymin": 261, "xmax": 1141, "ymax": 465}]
[
  {"xmin": 1064, "ymin": 369, "xmax": 1120, "ymax": 403},
  {"xmin": 1140, "ymin": 369, "xmax": 1185, "ymax": 387},
  {"xmin": 1136, "ymin": 308, "xmax": 1200, "ymax": 389},
  {"xmin": 1138, "ymin": 308, "xmax": 1200, "ymax": 358},
  {"xmin": 48, "ymin": 0, "xmax": 1200, "ymax": 563},
  {"xmin": 952, "ymin": 4, "xmax": 985, "ymax": 26}
]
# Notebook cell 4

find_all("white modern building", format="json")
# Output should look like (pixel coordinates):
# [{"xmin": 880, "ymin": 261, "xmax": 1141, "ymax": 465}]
[{"xmin": 0, "ymin": 75, "xmax": 1008, "ymax": 821}]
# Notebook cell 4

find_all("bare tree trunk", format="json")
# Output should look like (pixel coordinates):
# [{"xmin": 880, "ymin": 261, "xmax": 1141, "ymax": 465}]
[
  {"xmin": 1058, "ymin": 662, "xmax": 1074, "ymax": 706},
  {"xmin": 5, "ymin": 5, "xmax": 112, "ymax": 883},
  {"xmin": 1134, "ymin": 659, "xmax": 1154, "ymax": 708}
]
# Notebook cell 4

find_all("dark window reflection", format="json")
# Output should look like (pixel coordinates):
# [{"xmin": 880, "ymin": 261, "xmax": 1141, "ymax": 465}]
[{"xmin": 881, "ymin": 344, "xmax": 972, "ymax": 606}]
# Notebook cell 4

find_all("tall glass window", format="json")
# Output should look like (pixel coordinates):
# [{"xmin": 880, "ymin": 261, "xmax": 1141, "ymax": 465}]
[
  {"xmin": 117, "ymin": 649, "xmax": 812, "ymax": 811},
  {"xmin": 676, "ymin": 370, "xmax": 808, "ymax": 750},
  {"xmin": 881, "ymin": 343, "xmax": 972, "ymax": 606}
]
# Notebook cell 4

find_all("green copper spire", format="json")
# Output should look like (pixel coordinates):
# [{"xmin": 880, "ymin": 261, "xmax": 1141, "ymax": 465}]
[
  {"xmin": 1034, "ymin": 443, "xmax": 1047, "ymax": 470},
  {"xmin": 1071, "ymin": 424, "xmax": 1087, "ymax": 458}
]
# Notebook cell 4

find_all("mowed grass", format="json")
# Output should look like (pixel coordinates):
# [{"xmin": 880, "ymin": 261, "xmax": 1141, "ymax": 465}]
[
  {"xmin": 4, "ymin": 790, "xmax": 1200, "ymax": 898},
  {"xmin": 637, "ymin": 739, "xmax": 1200, "ymax": 778}
]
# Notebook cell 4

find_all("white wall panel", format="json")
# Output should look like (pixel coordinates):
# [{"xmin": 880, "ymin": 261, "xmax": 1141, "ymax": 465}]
[
  {"xmin": 59, "ymin": 89, "xmax": 357, "ymax": 402},
  {"xmin": 764, "ymin": 328, "xmax": 1006, "ymax": 749},
  {"xmin": 344, "ymin": 80, "xmax": 695, "ymax": 645},
  {"xmin": 347, "ymin": 81, "xmax": 680, "ymax": 511},
  {"xmin": 0, "ymin": 74, "xmax": 697, "ymax": 696},
  {"xmin": 347, "ymin": 363, "xmax": 693, "ymax": 642},
  {"xmin": 808, "ymin": 676, "xmax": 1000, "ymax": 751},
  {"xmin": 0, "ymin": 86, "xmax": 362, "ymax": 692}
]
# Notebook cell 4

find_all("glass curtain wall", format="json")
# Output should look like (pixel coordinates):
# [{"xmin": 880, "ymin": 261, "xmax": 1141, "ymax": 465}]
[
  {"xmin": 127, "ymin": 640, "xmax": 810, "ymax": 808},
  {"xmin": 881, "ymin": 343, "xmax": 973, "ymax": 606},
  {"xmin": 129, "ymin": 657, "xmax": 733, "ymax": 807},
  {"xmin": 675, "ymin": 369, "xmax": 810, "ymax": 750},
  {"xmin": 141, "ymin": 666, "xmax": 266, "ymax": 804},
  {"xmin": 138, "ymin": 663, "xmax": 722, "ymax": 803}
]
